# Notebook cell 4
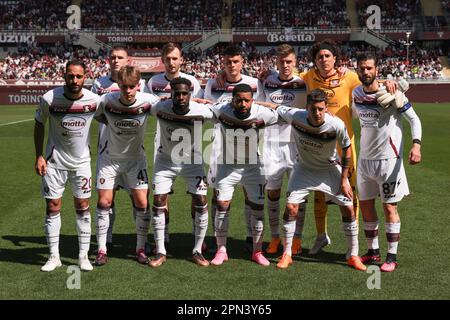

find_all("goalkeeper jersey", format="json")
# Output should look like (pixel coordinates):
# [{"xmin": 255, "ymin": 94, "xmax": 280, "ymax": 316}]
[{"xmin": 300, "ymin": 69, "xmax": 361, "ymax": 139}]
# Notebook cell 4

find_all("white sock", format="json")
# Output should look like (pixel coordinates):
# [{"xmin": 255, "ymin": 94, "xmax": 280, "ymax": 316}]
[
  {"xmin": 76, "ymin": 208, "xmax": 91, "ymax": 256},
  {"xmin": 363, "ymin": 220, "xmax": 379, "ymax": 250},
  {"xmin": 151, "ymin": 205, "xmax": 166, "ymax": 255},
  {"xmin": 193, "ymin": 204, "xmax": 208, "ymax": 254},
  {"xmin": 106, "ymin": 206, "xmax": 115, "ymax": 243},
  {"xmin": 251, "ymin": 209, "xmax": 264, "ymax": 252},
  {"xmin": 215, "ymin": 209, "xmax": 229, "ymax": 253},
  {"xmin": 342, "ymin": 220, "xmax": 359, "ymax": 257},
  {"xmin": 95, "ymin": 207, "xmax": 109, "ymax": 253},
  {"xmin": 294, "ymin": 202, "xmax": 306, "ymax": 238},
  {"xmin": 385, "ymin": 222, "xmax": 401, "ymax": 254},
  {"xmin": 135, "ymin": 207, "xmax": 150, "ymax": 252},
  {"xmin": 45, "ymin": 212, "xmax": 61, "ymax": 256},
  {"xmin": 267, "ymin": 199, "xmax": 280, "ymax": 237},
  {"xmin": 244, "ymin": 203, "xmax": 252, "ymax": 238},
  {"xmin": 282, "ymin": 219, "xmax": 296, "ymax": 256}
]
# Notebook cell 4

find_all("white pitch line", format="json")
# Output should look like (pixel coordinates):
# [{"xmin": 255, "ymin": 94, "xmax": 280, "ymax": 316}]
[{"xmin": 0, "ymin": 118, "xmax": 34, "ymax": 127}]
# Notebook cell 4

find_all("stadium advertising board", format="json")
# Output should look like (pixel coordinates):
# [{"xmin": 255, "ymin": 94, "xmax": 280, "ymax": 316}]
[
  {"xmin": 0, "ymin": 33, "xmax": 35, "ymax": 43},
  {"xmin": 96, "ymin": 35, "xmax": 202, "ymax": 43},
  {"xmin": 129, "ymin": 57, "xmax": 165, "ymax": 73},
  {"xmin": 234, "ymin": 33, "xmax": 350, "ymax": 43}
]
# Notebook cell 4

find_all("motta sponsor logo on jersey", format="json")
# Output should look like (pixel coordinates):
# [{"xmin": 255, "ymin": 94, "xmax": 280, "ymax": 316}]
[
  {"xmin": 359, "ymin": 109, "xmax": 380, "ymax": 121},
  {"xmin": 267, "ymin": 32, "xmax": 315, "ymax": 43},
  {"xmin": 270, "ymin": 92, "xmax": 295, "ymax": 103},
  {"xmin": 61, "ymin": 116, "xmax": 87, "ymax": 131},
  {"xmin": 299, "ymin": 138, "xmax": 323, "ymax": 149},
  {"xmin": 114, "ymin": 119, "xmax": 141, "ymax": 128}
]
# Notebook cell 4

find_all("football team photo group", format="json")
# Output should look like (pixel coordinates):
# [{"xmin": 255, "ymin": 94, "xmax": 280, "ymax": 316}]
[{"xmin": 1, "ymin": 0, "xmax": 449, "ymax": 302}]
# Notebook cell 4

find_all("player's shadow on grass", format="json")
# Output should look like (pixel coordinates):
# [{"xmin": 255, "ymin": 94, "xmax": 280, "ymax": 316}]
[
  {"xmin": 1, "ymin": 234, "xmax": 90, "ymax": 266},
  {"xmin": 2, "ymin": 233, "xmax": 347, "ymax": 267}
]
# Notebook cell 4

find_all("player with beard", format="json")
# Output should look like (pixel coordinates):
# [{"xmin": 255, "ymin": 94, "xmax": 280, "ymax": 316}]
[
  {"xmin": 145, "ymin": 43, "xmax": 204, "ymax": 252},
  {"xmin": 148, "ymin": 78, "xmax": 212, "ymax": 267},
  {"xmin": 35, "ymin": 60, "xmax": 100, "ymax": 272},
  {"xmin": 209, "ymin": 84, "xmax": 277, "ymax": 267},
  {"xmin": 352, "ymin": 53, "xmax": 422, "ymax": 272}
]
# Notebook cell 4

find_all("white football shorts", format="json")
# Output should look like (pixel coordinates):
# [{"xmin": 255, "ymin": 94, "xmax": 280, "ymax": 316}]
[
  {"xmin": 287, "ymin": 162, "xmax": 353, "ymax": 206},
  {"xmin": 215, "ymin": 164, "xmax": 266, "ymax": 204},
  {"xmin": 152, "ymin": 154, "xmax": 208, "ymax": 196},
  {"xmin": 263, "ymin": 141, "xmax": 297, "ymax": 190},
  {"xmin": 41, "ymin": 165, "xmax": 92, "ymax": 199},
  {"xmin": 357, "ymin": 157, "xmax": 409, "ymax": 203},
  {"xmin": 96, "ymin": 156, "xmax": 148, "ymax": 190}
]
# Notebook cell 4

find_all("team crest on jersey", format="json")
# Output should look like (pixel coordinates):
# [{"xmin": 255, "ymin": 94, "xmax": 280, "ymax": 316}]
[
  {"xmin": 61, "ymin": 116, "xmax": 86, "ymax": 131},
  {"xmin": 330, "ymin": 79, "xmax": 340, "ymax": 87}
]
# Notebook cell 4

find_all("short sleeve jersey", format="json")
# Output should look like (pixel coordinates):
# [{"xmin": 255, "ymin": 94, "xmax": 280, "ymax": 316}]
[
  {"xmin": 35, "ymin": 87, "xmax": 100, "ymax": 170},
  {"xmin": 277, "ymin": 106, "xmax": 350, "ymax": 170}
]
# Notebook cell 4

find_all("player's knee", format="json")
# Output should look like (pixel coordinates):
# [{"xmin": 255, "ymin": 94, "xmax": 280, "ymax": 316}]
[
  {"xmin": 267, "ymin": 189, "xmax": 281, "ymax": 201},
  {"xmin": 383, "ymin": 203, "xmax": 399, "ymax": 221},
  {"xmin": 284, "ymin": 203, "xmax": 299, "ymax": 221},
  {"xmin": 46, "ymin": 199, "xmax": 61, "ymax": 215},
  {"xmin": 153, "ymin": 194, "xmax": 168, "ymax": 207},
  {"xmin": 216, "ymin": 201, "xmax": 230, "ymax": 213},
  {"xmin": 97, "ymin": 198, "xmax": 111, "ymax": 210},
  {"xmin": 340, "ymin": 205, "xmax": 356, "ymax": 222},
  {"xmin": 193, "ymin": 194, "xmax": 207, "ymax": 207}
]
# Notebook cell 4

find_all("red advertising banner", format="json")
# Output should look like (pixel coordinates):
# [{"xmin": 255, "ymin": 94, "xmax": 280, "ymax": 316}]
[
  {"xmin": 0, "ymin": 86, "xmax": 51, "ymax": 105},
  {"xmin": 129, "ymin": 56, "xmax": 165, "ymax": 73}
]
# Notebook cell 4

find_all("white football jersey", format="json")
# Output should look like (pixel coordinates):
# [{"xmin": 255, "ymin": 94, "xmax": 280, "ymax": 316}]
[
  {"xmin": 204, "ymin": 74, "xmax": 263, "ymax": 103},
  {"xmin": 35, "ymin": 87, "xmax": 100, "ymax": 170},
  {"xmin": 91, "ymin": 75, "xmax": 146, "ymax": 95},
  {"xmin": 95, "ymin": 91, "xmax": 159, "ymax": 160},
  {"xmin": 211, "ymin": 102, "xmax": 278, "ymax": 165},
  {"xmin": 277, "ymin": 106, "xmax": 350, "ymax": 170},
  {"xmin": 145, "ymin": 72, "xmax": 203, "ymax": 98},
  {"xmin": 352, "ymin": 85, "xmax": 412, "ymax": 160},
  {"xmin": 91, "ymin": 75, "xmax": 146, "ymax": 157},
  {"xmin": 151, "ymin": 100, "xmax": 213, "ymax": 163},
  {"xmin": 261, "ymin": 73, "xmax": 307, "ymax": 142}
]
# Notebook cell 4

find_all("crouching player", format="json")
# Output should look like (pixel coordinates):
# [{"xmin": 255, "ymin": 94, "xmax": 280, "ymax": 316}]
[{"xmin": 271, "ymin": 89, "xmax": 366, "ymax": 271}]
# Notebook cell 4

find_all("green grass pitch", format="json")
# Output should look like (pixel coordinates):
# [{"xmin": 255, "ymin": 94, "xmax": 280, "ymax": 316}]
[{"xmin": 0, "ymin": 103, "xmax": 449, "ymax": 300}]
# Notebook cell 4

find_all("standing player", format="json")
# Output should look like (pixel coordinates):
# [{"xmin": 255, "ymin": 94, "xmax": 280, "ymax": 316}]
[
  {"xmin": 353, "ymin": 53, "xmax": 422, "ymax": 272},
  {"xmin": 148, "ymin": 78, "xmax": 213, "ymax": 267},
  {"xmin": 268, "ymin": 89, "xmax": 366, "ymax": 271},
  {"xmin": 260, "ymin": 44, "xmax": 307, "ymax": 255},
  {"xmin": 91, "ymin": 46, "xmax": 146, "ymax": 251},
  {"xmin": 205, "ymin": 45, "xmax": 264, "ymax": 253},
  {"xmin": 94, "ymin": 66, "xmax": 159, "ymax": 266},
  {"xmin": 34, "ymin": 60, "xmax": 100, "ymax": 272},
  {"xmin": 145, "ymin": 42, "xmax": 204, "ymax": 249},
  {"xmin": 210, "ymin": 84, "xmax": 278, "ymax": 266}
]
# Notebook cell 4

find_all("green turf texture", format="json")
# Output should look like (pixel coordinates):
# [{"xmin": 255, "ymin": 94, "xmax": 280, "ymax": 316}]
[{"xmin": 0, "ymin": 104, "xmax": 449, "ymax": 300}]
